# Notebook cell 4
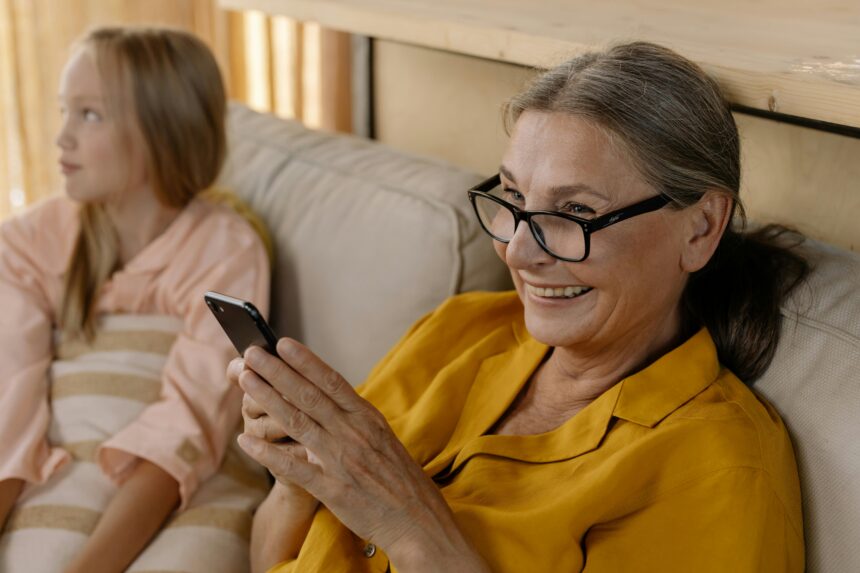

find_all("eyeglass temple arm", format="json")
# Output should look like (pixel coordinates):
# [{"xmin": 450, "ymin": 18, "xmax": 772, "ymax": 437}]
[{"xmin": 589, "ymin": 195, "xmax": 671, "ymax": 231}]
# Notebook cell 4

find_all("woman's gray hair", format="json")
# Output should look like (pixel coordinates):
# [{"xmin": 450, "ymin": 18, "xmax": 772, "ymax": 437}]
[
  {"xmin": 504, "ymin": 42, "xmax": 808, "ymax": 382},
  {"xmin": 505, "ymin": 42, "xmax": 741, "ymax": 215}
]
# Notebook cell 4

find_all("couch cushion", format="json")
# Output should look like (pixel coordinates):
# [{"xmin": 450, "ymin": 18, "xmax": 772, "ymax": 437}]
[
  {"xmin": 219, "ymin": 103, "xmax": 511, "ymax": 384},
  {"xmin": 755, "ymin": 240, "xmax": 860, "ymax": 572}
]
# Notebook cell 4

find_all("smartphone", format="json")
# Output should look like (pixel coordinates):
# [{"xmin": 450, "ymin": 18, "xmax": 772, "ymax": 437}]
[{"xmin": 204, "ymin": 291, "xmax": 278, "ymax": 356}]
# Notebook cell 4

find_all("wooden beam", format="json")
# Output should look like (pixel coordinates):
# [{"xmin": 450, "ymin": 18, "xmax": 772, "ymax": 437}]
[{"xmin": 218, "ymin": 0, "xmax": 860, "ymax": 129}]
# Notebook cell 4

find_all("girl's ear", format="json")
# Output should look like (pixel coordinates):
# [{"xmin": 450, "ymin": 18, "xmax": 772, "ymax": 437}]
[{"xmin": 679, "ymin": 191, "xmax": 733, "ymax": 273}]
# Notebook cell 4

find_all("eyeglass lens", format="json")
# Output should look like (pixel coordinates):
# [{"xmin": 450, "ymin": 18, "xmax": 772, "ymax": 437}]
[{"xmin": 473, "ymin": 186, "xmax": 587, "ymax": 261}]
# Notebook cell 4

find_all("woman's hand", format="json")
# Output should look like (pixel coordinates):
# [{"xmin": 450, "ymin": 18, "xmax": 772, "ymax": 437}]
[
  {"xmin": 228, "ymin": 357, "xmax": 320, "ymax": 572},
  {"xmin": 234, "ymin": 340, "xmax": 489, "ymax": 572}
]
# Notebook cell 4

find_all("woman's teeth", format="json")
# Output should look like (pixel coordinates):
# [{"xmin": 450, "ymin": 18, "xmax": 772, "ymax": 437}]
[{"xmin": 527, "ymin": 284, "xmax": 593, "ymax": 299}]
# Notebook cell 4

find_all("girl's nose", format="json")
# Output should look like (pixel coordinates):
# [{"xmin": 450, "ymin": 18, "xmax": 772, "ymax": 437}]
[{"xmin": 55, "ymin": 119, "xmax": 75, "ymax": 151}]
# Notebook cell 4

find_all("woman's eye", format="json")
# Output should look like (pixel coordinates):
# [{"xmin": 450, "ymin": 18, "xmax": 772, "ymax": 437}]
[
  {"xmin": 561, "ymin": 202, "xmax": 596, "ymax": 216},
  {"xmin": 502, "ymin": 188, "xmax": 525, "ymax": 203},
  {"xmin": 82, "ymin": 109, "xmax": 102, "ymax": 122}
]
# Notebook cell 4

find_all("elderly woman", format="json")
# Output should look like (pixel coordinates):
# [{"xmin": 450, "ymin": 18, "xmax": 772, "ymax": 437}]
[{"xmin": 231, "ymin": 42, "xmax": 806, "ymax": 572}]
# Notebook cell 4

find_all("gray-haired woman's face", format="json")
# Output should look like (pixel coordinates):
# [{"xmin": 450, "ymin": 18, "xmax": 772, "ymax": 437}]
[{"xmin": 496, "ymin": 111, "xmax": 693, "ymax": 354}]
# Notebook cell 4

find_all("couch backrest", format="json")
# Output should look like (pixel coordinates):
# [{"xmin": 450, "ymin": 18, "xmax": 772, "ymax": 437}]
[
  {"xmin": 219, "ymin": 103, "xmax": 511, "ymax": 384},
  {"xmin": 755, "ymin": 240, "xmax": 860, "ymax": 572}
]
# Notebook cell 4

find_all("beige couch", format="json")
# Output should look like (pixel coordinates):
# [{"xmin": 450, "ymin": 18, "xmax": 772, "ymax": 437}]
[
  {"xmin": 219, "ymin": 103, "xmax": 511, "ymax": 385},
  {"xmin": 219, "ymin": 103, "xmax": 859, "ymax": 573}
]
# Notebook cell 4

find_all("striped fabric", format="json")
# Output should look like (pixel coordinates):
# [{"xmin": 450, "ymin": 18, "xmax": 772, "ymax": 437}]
[{"xmin": 0, "ymin": 315, "xmax": 269, "ymax": 572}]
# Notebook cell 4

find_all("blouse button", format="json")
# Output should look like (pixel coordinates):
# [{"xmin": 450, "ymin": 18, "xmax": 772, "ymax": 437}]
[{"xmin": 363, "ymin": 543, "xmax": 377, "ymax": 558}]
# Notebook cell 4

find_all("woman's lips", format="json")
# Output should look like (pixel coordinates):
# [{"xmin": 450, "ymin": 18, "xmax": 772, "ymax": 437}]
[{"xmin": 525, "ymin": 283, "xmax": 594, "ymax": 300}]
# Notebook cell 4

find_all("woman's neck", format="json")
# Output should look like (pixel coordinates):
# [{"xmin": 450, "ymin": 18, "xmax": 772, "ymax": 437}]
[{"xmin": 541, "ymin": 310, "xmax": 686, "ymax": 411}]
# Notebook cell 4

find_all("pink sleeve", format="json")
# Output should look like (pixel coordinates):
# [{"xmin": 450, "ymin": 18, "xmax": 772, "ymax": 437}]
[
  {"xmin": 98, "ymin": 231, "xmax": 270, "ymax": 509},
  {"xmin": 0, "ymin": 214, "xmax": 71, "ymax": 484}
]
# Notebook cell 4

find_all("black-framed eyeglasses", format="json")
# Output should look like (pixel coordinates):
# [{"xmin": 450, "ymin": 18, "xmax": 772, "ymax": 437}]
[{"xmin": 467, "ymin": 173, "xmax": 672, "ymax": 262}]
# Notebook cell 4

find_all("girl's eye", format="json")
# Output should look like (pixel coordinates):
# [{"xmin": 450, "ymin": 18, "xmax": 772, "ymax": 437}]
[
  {"xmin": 561, "ymin": 202, "xmax": 596, "ymax": 216},
  {"xmin": 502, "ymin": 188, "xmax": 524, "ymax": 203},
  {"xmin": 82, "ymin": 109, "xmax": 102, "ymax": 122}
]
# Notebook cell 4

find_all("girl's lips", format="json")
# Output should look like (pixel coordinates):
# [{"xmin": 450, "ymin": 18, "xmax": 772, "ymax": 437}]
[{"xmin": 59, "ymin": 161, "xmax": 81, "ymax": 175}]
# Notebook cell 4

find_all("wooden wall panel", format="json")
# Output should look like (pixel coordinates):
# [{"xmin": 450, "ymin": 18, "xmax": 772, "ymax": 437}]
[{"xmin": 374, "ymin": 41, "xmax": 860, "ymax": 251}]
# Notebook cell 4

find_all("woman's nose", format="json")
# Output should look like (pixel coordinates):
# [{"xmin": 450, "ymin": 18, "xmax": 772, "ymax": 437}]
[{"xmin": 504, "ymin": 221, "xmax": 554, "ymax": 269}]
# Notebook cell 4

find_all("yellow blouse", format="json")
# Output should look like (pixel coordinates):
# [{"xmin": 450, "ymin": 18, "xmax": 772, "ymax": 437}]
[{"xmin": 270, "ymin": 291, "xmax": 804, "ymax": 572}]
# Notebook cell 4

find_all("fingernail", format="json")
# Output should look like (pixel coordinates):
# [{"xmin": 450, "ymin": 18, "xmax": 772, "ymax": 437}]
[
  {"xmin": 238, "ymin": 371, "xmax": 259, "ymax": 393},
  {"xmin": 237, "ymin": 434, "xmax": 257, "ymax": 452},
  {"xmin": 278, "ymin": 338, "xmax": 299, "ymax": 358}
]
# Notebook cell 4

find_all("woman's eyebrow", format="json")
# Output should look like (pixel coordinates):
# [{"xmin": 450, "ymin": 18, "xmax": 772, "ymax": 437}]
[
  {"xmin": 499, "ymin": 165, "xmax": 608, "ymax": 202},
  {"xmin": 547, "ymin": 183, "xmax": 609, "ymax": 202}
]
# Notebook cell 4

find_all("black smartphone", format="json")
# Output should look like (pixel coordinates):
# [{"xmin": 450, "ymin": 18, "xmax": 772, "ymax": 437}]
[{"xmin": 204, "ymin": 291, "xmax": 278, "ymax": 356}]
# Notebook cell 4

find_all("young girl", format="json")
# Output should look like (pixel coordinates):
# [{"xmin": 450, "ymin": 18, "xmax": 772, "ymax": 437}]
[{"xmin": 0, "ymin": 28, "xmax": 271, "ymax": 571}]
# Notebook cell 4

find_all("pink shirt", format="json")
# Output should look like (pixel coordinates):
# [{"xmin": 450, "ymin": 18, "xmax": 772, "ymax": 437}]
[{"xmin": 0, "ymin": 195, "xmax": 270, "ymax": 507}]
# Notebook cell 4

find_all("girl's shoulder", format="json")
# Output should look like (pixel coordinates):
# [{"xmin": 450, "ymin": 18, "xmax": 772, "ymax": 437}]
[
  {"xmin": 176, "ymin": 192, "xmax": 271, "ymax": 260},
  {"xmin": 149, "ymin": 193, "xmax": 270, "ymax": 285},
  {"xmin": 2, "ymin": 194, "xmax": 79, "ymax": 234},
  {"xmin": 190, "ymin": 194, "xmax": 259, "ymax": 234},
  {"xmin": 0, "ymin": 195, "xmax": 79, "ymax": 274}
]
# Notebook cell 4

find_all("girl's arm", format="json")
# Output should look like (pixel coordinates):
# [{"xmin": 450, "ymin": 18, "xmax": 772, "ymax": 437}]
[
  {"xmin": 64, "ymin": 459, "xmax": 179, "ymax": 573},
  {"xmin": 0, "ymin": 478, "xmax": 24, "ymax": 529}
]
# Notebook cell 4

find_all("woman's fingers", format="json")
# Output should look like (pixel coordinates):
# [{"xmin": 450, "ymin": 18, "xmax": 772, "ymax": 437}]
[
  {"xmin": 238, "ymin": 434, "xmax": 320, "ymax": 490},
  {"xmin": 238, "ymin": 367, "xmax": 328, "ymax": 451},
  {"xmin": 227, "ymin": 357, "xmax": 244, "ymax": 387},
  {"xmin": 274, "ymin": 338, "xmax": 364, "ymax": 413},
  {"xmin": 241, "ymin": 383, "xmax": 294, "ymax": 442},
  {"xmin": 244, "ymin": 416, "xmax": 290, "ymax": 442},
  {"xmin": 243, "ymin": 344, "xmax": 357, "ymax": 433},
  {"xmin": 241, "ymin": 392, "xmax": 265, "ymax": 419}
]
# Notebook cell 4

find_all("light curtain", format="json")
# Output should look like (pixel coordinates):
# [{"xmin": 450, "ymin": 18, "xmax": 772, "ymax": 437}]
[{"xmin": 0, "ymin": 0, "xmax": 352, "ymax": 220}]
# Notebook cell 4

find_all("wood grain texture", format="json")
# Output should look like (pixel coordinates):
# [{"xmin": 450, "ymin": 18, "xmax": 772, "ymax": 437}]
[
  {"xmin": 374, "ymin": 41, "xmax": 860, "ymax": 251},
  {"xmin": 218, "ymin": 0, "xmax": 860, "ymax": 128}
]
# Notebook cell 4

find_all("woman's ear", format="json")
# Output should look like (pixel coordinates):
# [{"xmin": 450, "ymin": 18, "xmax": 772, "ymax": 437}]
[{"xmin": 679, "ymin": 191, "xmax": 733, "ymax": 273}]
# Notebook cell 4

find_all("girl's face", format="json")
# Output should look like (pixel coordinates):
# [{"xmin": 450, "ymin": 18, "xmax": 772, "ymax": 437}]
[{"xmin": 55, "ymin": 48, "xmax": 148, "ymax": 203}]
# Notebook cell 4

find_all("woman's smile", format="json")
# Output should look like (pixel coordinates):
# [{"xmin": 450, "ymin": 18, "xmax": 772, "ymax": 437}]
[{"xmin": 524, "ymin": 282, "xmax": 594, "ymax": 300}]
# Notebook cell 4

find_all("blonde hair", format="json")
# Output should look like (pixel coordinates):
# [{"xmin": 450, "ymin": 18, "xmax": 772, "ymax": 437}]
[{"xmin": 61, "ymin": 27, "xmax": 229, "ymax": 340}]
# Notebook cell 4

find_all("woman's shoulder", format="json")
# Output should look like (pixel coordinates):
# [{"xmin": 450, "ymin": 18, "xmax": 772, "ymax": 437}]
[
  {"xmin": 407, "ymin": 291, "xmax": 524, "ymax": 350},
  {"xmin": 362, "ymin": 291, "xmax": 524, "ymax": 382},
  {"xmin": 676, "ymin": 369, "xmax": 792, "ymax": 447},
  {"xmin": 655, "ymin": 369, "xmax": 801, "ymax": 513},
  {"xmin": 432, "ymin": 290, "xmax": 523, "ymax": 325}
]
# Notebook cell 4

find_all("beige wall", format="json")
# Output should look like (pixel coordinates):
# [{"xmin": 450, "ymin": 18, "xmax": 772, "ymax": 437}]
[{"xmin": 374, "ymin": 41, "xmax": 860, "ymax": 252}]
